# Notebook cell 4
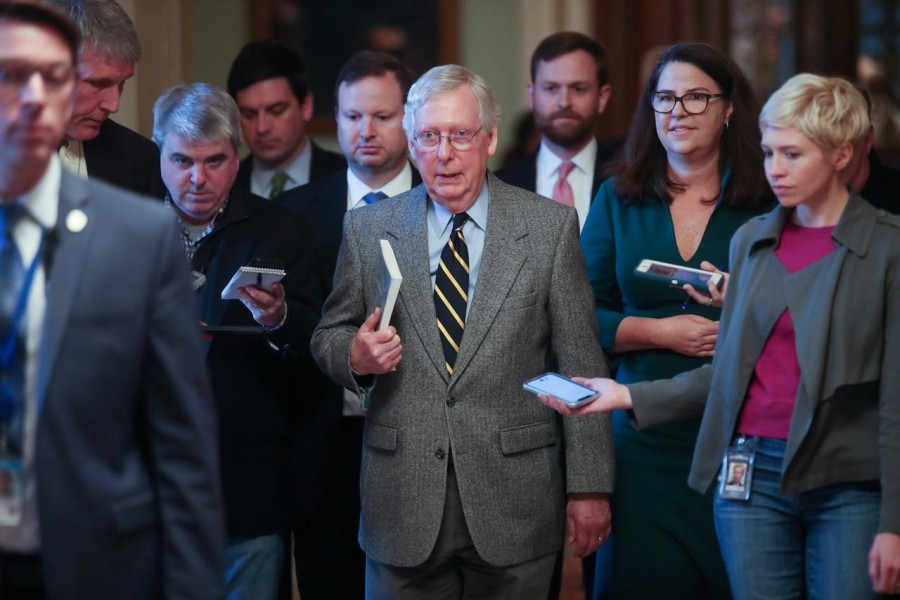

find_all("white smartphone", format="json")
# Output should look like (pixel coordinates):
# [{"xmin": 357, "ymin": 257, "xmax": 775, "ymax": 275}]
[
  {"xmin": 634, "ymin": 259, "xmax": 723, "ymax": 289},
  {"xmin": 523, "ymin": 372, "xmax": 597, "ymax": 408}
]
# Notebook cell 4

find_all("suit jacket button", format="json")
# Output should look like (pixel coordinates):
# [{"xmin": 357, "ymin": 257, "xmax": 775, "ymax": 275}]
[
  {"xmin": 435, "ymin": 448, "xmax": 446, "ymax": 460},
  {"xmin": 446, "ymin": 397, "xmax": 456, "ymax": 408}
]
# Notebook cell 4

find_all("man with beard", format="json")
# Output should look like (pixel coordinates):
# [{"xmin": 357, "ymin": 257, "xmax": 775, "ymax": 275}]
[{"xmin": 497, "ymin": 32, "xmax": 614, "ymax": 231}]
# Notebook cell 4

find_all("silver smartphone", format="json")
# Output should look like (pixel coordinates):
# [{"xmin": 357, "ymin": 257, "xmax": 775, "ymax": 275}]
[
  {"xmin": 634, "ymin": 259, "xmax": 723, "ymax": 289},
  {"xmin": 523, "ymin": 372, "xmax": 597, "ymax": 408}
]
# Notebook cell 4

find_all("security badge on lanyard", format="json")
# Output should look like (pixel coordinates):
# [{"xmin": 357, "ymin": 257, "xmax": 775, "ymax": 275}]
[
  {"xmin": 0, "ymin": 228, "xmax": 45, "ymax": 527},
  {"xmin": 718, "ymin": 435, "xmax": 756, "ymax": 501}
]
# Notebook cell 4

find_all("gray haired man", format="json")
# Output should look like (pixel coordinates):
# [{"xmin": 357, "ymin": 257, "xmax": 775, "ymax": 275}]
[
  {"xmin": 46, "ymin": 0, "xmax": 164, "ymax": 197},
  {"xmin": 311, "ymin": 65, "xmax": 614, "ymax": 598},
  {"xmin": 153, "ymin": 82, "xmax": 325, "ymax": 599}
]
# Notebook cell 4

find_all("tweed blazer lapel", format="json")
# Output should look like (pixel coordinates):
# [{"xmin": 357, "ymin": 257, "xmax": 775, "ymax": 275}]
[
  {"xmin": 382, "ymin": 186, "xmax": 449, "ymax": 381},
  {"xmin": 38, "ymin": 171, "xmax": 94, "ymax": 403},
  {"xmin": 451, "ymin": 175, "xmax": 528, "ymax": 384}
]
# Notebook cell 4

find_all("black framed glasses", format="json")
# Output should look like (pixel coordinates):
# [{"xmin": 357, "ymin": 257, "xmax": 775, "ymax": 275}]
[
  {"xmin": 651, "ymin": 92, "xmax": 727, "ymax": 115},
  {"xmin": 413, "ymin": 127, "xmax": 483, "ymax": 151}
]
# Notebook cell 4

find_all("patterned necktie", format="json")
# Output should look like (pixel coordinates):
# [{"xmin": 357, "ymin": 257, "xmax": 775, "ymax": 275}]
[
  {"xmin": 434, "ymin": 213, "xmax": 469, "ymax": 374},
  {"xmin": 363, "ymin": 191, "xmax": 388, "ymax": 204},
  {"xmin": 269, "ymin": 171, "xmax": 289, "ymax": 199},
  {"xmin": 0, "ymin": 204, "xmax": 26, "ymax": 454},
  {"xmin": 552, "ymin": 161, "xmax": 575, "ymax": 206}
]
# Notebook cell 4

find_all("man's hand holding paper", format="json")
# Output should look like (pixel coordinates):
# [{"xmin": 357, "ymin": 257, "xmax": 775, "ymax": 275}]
[
  {"xmin": 239, "ymin": 281, "xmax": 287, "ymax": 328},
  {"xmin": 350, "ymin": 308, "xmax": 402, "ymax": 375}
]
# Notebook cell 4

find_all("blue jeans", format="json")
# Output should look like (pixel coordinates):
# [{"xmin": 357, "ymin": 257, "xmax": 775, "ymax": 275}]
[
  {"xmin": 224, "ymin": 533, "xmax": 284, "ymax": 600},
  {"xmin": 714, "ymin": 437, "xmax": 880, "ymax": 600}
]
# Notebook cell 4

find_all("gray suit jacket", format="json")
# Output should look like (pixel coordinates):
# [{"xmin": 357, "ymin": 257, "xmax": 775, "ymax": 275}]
[
  {"xmin": 35, "ymin": 171, "xmax": 225, "ymax": 599},
  {"xmin": 311, "ymin": 174, "xmax": 613, "ymax": 567},
  {"xmin": 629, "ymin": 195, "xmax": 900, "ymax": 533}
]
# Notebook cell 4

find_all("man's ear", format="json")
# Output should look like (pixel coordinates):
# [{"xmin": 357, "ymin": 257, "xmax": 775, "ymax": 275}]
[
  {"xmin": 597, "ymin": 84, "xmax": 612, "ymax": 114},
  {"xmin": 301, "ymin": 92, "xmax": 314, "ymax": 122}
]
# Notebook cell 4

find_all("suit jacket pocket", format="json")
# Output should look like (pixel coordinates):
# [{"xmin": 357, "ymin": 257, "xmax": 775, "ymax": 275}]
[
  {"xmin": 366, "ymin": 422, "xmax": 398, "ymax": 453},
  {"xmin": 500, "ymin": 291, "xmax": 537, "ymax": 311},
  {"xmin": 111, "ymin": 491, "xmax": 156, "ymax": 535},
  {"xmin": 500, "ymin": 419, "xmax": 557, "ymax": 455}
]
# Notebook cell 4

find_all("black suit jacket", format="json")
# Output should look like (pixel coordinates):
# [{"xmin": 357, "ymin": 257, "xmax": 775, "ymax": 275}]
[
  {"xmin": 82, "ymin": 119, "xmax": 166, "ymax": 199},
  {"xmin": 272, "ymin": 165, "xmax": 421, "ymax": 526},
  {"xmin": 861, "ymin": 150, "xmax": 900, "ymax": 214},
  {"xmin": 495, "ymin": 138, "xmax": 618, "ymax": 200},
  {"xmin": 191, "ymin": 187, "xmax": 325, "ymax": 536},
  {"xmin": 234, "ymin": 141, "xmax": 346, "ymax": 195}
]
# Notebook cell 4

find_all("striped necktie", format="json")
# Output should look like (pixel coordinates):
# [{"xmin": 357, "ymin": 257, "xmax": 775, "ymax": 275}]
[
  {"xmin": 269, "ymin": 171, "xmax": 289, "ymax": 199},
  {"xmin": 434, "ymin": 213, "xmax": 469, "ymax": 374}
]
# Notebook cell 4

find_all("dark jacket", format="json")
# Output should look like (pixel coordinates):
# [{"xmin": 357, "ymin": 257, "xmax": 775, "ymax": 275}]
[
  {"xmin": 234, "ymin": 141, "xmax": 346, "ymax": 195},
  {"xmin": 494, "ymin": 138, "xmax": 618, "ymax": 200},
  {"xmin": 861, "ymin": 150, "xmax": 900, "ymax": 214},
  {"xmin": 191, "ymin": 186, "xmax": 326, "ymax": 536},
  {"xmin": 82, "ymin": 118, "xmax": 166, "ymax": 199}
]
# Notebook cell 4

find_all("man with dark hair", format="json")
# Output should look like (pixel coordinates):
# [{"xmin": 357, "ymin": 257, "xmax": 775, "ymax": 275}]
[
  {"xmin": 227, "ymin": 41, "xmax": 344, "ymax": 198},
  {"xmin": 45, "ymin": 0, "xmax": 165, "ymax": 198},
  {"xmin": 0, "ymin": 2, "xmax": 224, "ymax": 597},
  {"xmin": 274, "ymin": 50, "xmax": 419, "ymax": 599},
  {"xmin": 153, "ymin": 81, "xmax": 325, "ymax": 600},
  {"xmin": 497, "ymin": 31, "xmax": 615, "ymax": 230}
]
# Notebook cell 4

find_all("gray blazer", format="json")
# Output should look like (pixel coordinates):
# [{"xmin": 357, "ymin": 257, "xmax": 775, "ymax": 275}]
[
  {"xmin": 629, "ymin": 195, "xmax": 900, "ymax": 533},
  {"xmin": 311, "ymin": 174, "xmax": 613, "ymax": 567},
  {"xmin": 36, "ymin": 171, "xmax": 225, "ymax": 599}
]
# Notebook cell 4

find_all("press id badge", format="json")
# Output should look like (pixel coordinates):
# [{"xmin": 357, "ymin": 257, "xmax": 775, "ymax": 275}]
[
  {"xmin": 717, "ymin": 438, "xmax": 755, "ymax": 502},
  {"xmin": 0, "ymin": 457, "xmax": 23, "ymax": 526}
]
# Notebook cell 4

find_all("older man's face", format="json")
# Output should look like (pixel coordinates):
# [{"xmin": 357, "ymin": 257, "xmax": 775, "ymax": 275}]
[
  {"xmin": 0, "ymin": 20, "xmax": 75, "ymax": 176},
  {"xmin": 160, "ymin": 134, "xmax": 239, "ymax": 226},
  {"xmin": 410, "ymin": 85, "xmax": 497, "ymax": 214},
  {"xmin": 66, "ymin": 44, "xmax": 134, "ymax": 141}
]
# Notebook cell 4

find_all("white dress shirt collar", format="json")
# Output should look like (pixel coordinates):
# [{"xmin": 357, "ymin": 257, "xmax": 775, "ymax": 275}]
[{"xmin": 346, "ymin": 162, "xmax": 413, "ymax": 211}]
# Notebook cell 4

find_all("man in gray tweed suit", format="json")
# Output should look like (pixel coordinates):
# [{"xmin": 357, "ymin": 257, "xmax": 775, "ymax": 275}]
[{"xmin": 311, "ymin": 64, "xmax": 614, "ymax": 599}]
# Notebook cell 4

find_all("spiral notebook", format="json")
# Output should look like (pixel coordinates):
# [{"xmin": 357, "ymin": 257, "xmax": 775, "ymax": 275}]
[{"xmin": 221, "ymin": 265, "xmax": 286, "ymax": 300}]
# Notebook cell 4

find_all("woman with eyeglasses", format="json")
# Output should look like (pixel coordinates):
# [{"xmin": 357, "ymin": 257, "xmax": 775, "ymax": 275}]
[
  {"xmin": 579, "ymin": 42, "xmax": 773, "ymax": 599},
  {"xmin": 549, "ymin": 74, "xmax": 900, "ymax": 599}
]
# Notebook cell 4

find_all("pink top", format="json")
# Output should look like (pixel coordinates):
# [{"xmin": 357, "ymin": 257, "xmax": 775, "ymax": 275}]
[{"xmin": 736, "ymin": 219, "xmax": 836, "ymax": 439}]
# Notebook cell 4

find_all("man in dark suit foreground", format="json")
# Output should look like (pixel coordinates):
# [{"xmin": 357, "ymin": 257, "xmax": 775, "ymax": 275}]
[
  {"xmin": 276, "ymin": 50, "xmax": 418, "ymax": 599},
  {"xmin": 0, "ymin": 3, "xmax": 224, "ymax": 598},
  {"xmin": 153, "ymin": 82, "xmax": 324, "ymax": 599},
  {"xmin": 496, "ymin": 31, "xmax": 616, "ymax": 230},
  {"xmin": 227, "ymin": 41, "xmax": 345, "ymax": 198},
  {"xmin": 46, "ymin": 0, "xmax": 165, "ymax": 198},
  {"xmin": 312, "ymin": 64, "xmax": 614, "ymax": 598}
]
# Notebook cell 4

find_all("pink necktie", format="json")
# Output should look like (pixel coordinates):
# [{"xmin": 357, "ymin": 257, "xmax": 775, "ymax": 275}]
[{"xmin": 552, "ymin": 161, "xmax": 575, "ymax": 206}]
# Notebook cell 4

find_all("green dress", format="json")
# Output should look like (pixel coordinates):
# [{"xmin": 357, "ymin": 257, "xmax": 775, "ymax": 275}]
[{"xmin": 580, "ymin": 173, "xmax": 770, "ymax": 599}]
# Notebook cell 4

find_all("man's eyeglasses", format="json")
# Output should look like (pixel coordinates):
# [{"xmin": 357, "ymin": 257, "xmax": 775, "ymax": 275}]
[
  {"xmin": 0, "ymin": 62, "xmax": 75, "ymax": 99},
  {"xmin": 650, "ymin": 92, "xmax": 727, "ymax": 115},
  {"xmin": 413, "ymin": 127, "xmax": 483, "ymax": 151}
]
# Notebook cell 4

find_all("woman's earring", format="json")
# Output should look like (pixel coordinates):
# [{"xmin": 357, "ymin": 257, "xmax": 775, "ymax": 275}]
[{"xmin": 725, "ymin": 119, "xmax": 730, "ymax": 129}]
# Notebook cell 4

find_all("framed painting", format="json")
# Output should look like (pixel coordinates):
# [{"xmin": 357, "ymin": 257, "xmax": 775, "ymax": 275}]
[{"xmin": 248, "ymin": 0, "xmax": 459, "ymax": 133}]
